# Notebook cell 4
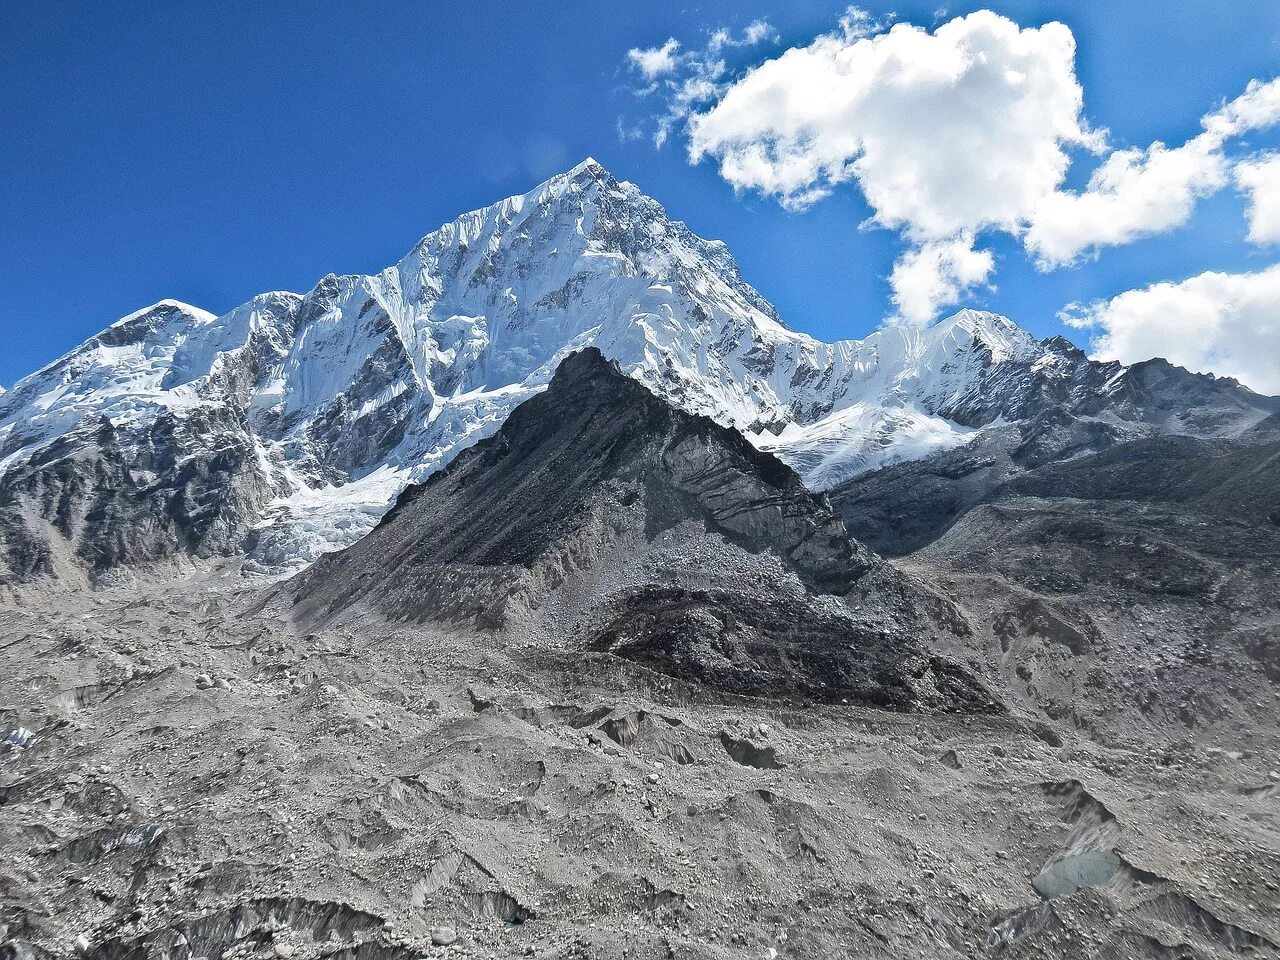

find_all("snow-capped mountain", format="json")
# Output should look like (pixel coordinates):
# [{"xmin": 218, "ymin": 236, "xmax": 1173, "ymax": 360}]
[{"xmin": 1, "ymin": 159, "xmax": 1275, "ymax": 582}]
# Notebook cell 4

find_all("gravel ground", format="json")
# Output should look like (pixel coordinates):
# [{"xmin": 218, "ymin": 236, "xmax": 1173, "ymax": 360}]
[{"xmin": 1, "ymin": 568, "xmax": 1277, "ymax": 960}]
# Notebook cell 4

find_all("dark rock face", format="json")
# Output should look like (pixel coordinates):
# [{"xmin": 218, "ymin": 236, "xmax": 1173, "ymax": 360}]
[
  {"xmin": 1004, "ymin": 434, "xmax": 1280, "ymax": 523},
  {"xmin": 0, "ymin": 407, "xmax": 281, "ymax": 585},
  {"xmin": 585, "ymin": 584, "xmax": 998, "ymax": 710},
  {"xmin": 824, "ymin": 348, "xmax": 1280, "ymax": 744},
  {"xmin": 830, "ymin": 428, "xmax": 1024, "ymax": 558},
  {"xmin": 291, "ymin": 349, "xmax": 996, "ymax": 713},
  {"xmin": 295, "ymin": 348, "xmax": 873, "ymax": 614}
]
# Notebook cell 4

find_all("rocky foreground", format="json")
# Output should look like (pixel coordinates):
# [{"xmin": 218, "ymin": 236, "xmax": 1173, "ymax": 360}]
[
  {"xmin": 3, "ymin": 351, "xmax": 1279, "ymax": 960},
  {"xmin": 1, "ymin": 573, "xmax": 1278, "ymax": 960}
]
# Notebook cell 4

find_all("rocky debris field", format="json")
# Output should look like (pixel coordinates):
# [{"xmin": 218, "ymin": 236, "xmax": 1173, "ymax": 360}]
[
  {"xmin": 4, "ymin": 348, "xmax": 1280, "ymax": 960},
  {"xmin": 2, "ymin": 573, "xmax": 1278, "ymax": 960}
]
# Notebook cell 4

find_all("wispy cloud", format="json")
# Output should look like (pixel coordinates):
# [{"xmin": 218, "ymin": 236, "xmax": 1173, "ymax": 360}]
[
  {"xmin": 619, "ymin": 19, "xmax": 778, "ymax": 149},
  {"xmin": 626, "ymin": 38, "xmax": 681, "ymax": 81}
]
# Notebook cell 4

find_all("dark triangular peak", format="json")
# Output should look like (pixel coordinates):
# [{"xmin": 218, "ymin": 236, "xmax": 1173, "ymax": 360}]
[
  {"xmin": 288, "ymin": 348, "xmax": 997, "ymax": 712},
  {"xmin": 376, "ymin": 346, "xmax": 876, "ymax": 597},
  {"xmin": 294, "ymin": 347, "xmax": 873, "ymax": 620},
  {"xmin": 1040, "ymin": 334, "xmax": 1087, "ymax": 359}
]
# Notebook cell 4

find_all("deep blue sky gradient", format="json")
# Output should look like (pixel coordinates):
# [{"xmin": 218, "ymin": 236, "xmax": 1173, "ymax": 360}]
[{"xmin": 3, "ymin": 0, "xmax": 1279, "ymax": 385}]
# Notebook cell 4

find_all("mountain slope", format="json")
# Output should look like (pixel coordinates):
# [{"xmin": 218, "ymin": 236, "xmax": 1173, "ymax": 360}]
[
  {"xmin": 895, "ymin": 427, "xmax": 1280, "ymax": 751},
  {"xmin": 290, "ymin": 348, "xmax": 996, "ymax": 711},
  {"xmin": 2, "ymin": 160, "xmax": 1276, "ymax": 583},
  {"xmin": 830, "ymin": 336, "xmax": 1280, "ymax": 556}
]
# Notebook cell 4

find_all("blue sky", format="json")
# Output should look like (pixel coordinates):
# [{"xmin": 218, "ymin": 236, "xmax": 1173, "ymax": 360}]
[{"xmin": 3, "ymin": 1, "xmax": 1280, "ymax": 390}]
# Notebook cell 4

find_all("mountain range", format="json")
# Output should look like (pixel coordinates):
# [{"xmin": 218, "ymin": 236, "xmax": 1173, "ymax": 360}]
[
  {"xmin": 5, "ymin": 161, "xmax": 1280, "ymax": 959},
  {"xmin": 1, "ymin": 158, "xmax": 1276, "ymax": 587}
]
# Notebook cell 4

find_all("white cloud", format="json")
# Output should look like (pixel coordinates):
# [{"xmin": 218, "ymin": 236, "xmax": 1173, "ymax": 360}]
[
  {"xmin": 1061, "ymin": 265, "xmax": 1280, "ymax": 395},
  {"xmin": 685, "ymin": 10, "xmax": 1095, "ymax": 321},
  {"xmin": 1235, "ymin": 152, "xmax": 1280, "ymax": 244},
  {"xmin": 627, "ymin": 39, "xmax": 681, "ymax": 80},
  {"xmin": 709, "ymin": 19, "xmax": 777, "ymax": 53},
  {"xmin": 688, "ymin": 11, "xmax": 1095, "ymax": 231},
  {"xmin": 624, "ymin": 12, "xmax": 1280, "ymax": 334},
  {"xmin": 1202, "ymin": 77, "xmax": 1280, "ymax": 139},
  {"xmin": 889, "ymin": 236, "xmax": 995, "ymax": 324},
  {"xmin": 654, "ymin": 62, "xmax": 727, "ymax": 148},
  {"xmin": 839, "ymin": 6, "xmax": 882, "ymax": 40},
  {"xmin": 616, "ymin": 117, "xmax": 645, "ymax": 143},
  {"xmin": 1024, "ymin": 77, "xmax": 1280, "ymax": 265},
  {"xmin": 1025, "ymin": 134, "xmax": 1227, "ymax": 266},
  {"xmin": 657, "ymin": 8, "xmax": 1280, "ymax": 324},
  {"xmin": 742, "ymin": 19, "xmax": 776, "ymax": 46}
]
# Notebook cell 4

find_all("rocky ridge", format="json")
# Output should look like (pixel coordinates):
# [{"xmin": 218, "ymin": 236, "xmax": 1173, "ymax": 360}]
[{"xmin": 290, "ymin": 348, "xmax": 994, "ymax": 712}]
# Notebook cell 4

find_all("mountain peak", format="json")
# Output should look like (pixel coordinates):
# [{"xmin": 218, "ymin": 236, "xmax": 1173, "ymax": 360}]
[
  {"xmin": 544, "ymin": 344, "xmax": 622, "ymax": 384},
  {"xmin": 288, "ymin": 348, "xmax": 999, "ymax": 712},
  {"xmin": 937, "ymin": 308, "xmax": 1020, "ymax": 337},
  {"xmin": 567, "ymin": 156, "xmax": 607, "ymax": 177},
  {"xmin": 934, "ymin": 308, "xmax": 1039, "ymax": 363},
  {"xmin": 532, "ymin": 157, "xmax": 621, "ymax": 202},
  {"xmin": 299, "ymin": 345, "xmax": 872, "ymax": 613},
  {"xmin": 106, "ymin": 298, "xmax": 213, "ymax": 330}
]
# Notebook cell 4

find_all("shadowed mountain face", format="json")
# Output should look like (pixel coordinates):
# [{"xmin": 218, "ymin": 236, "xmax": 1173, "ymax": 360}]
[
  {"xmin": 830, "ymin": 354, "xmax": 1280, "ymax": 559},
  {"xmin": 290, "ymin": 348, "xmax": 997, "ymax": 712},
  {"xmin": 822, "ymin": 342, "xmax": 1280, "ymax": 747},
  {"xmin": 330, "ymin": 348, "xmax": 871, "ymax": 594},
  {"xmin": 850, "ymin": 418, "xmax": 1280, "ymax": 749},
  {"xmin": 0, "ymin": 402, "xmax": 282, "ymax": 587}
]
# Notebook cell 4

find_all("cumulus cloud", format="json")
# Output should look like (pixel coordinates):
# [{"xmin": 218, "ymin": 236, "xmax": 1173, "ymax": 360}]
[
  {"xmin": 1061, "ymin": 266, "xmax": 1280, "ymax": 395},
  {"xmin": 1025, "ymin": 77, "xmax": 1280, "ymax": 265},
  {"xmin": 688, "ymin": 11, "xmax": 1094, "ymax": 227},
  {"xmin": 1234, "ymin": 152, "xmax": 1280, "ymax": 244},
  {"xmin": 648, "ymin": 8, "xmax": 1280, "ymax": 323},
  {"xmin": 627, "ymin": 39, "xmax": 681, "ymax": 81},
  {"xmin": 686, "ymin": 9, "xmax": 1096, "ymax": 319},
  {"xmin": 1024, "ymin": 134, "xmax": 1228, "ymax": 266},
  {"xmin": 889, "ymin": 236, "xmax": 995, "ymax": 325}
]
